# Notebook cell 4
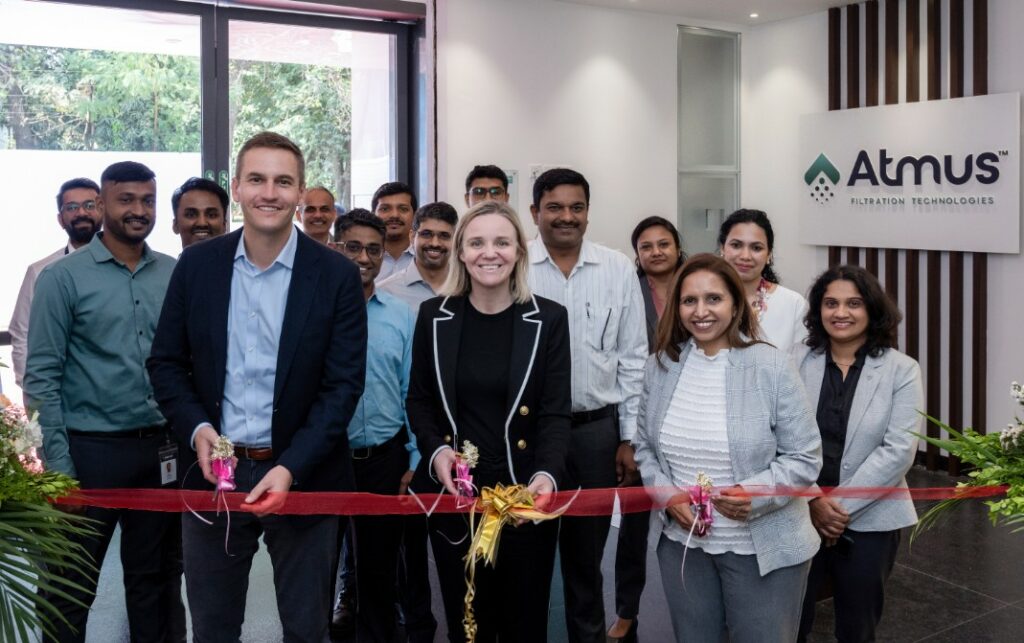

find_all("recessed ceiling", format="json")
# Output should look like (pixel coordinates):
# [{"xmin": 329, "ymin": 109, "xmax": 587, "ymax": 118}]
[{"xmin": 565, "ymin": 0, "xmax": 845, "ymax": 26}]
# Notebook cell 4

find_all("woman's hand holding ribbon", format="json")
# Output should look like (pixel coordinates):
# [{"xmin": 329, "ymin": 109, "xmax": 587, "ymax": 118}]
[
  {"xmin": 432, "ymin": 447, "xmax": 459, "ymax": 496},
  {"xmin": 712, "ymin": 485, "xmax": 752, "ymax": 522}
]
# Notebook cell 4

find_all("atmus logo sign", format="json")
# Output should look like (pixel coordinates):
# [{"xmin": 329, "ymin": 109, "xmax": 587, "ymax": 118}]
[{"xmin": 797, "ymin": 93, "xmax": 1019, "ymax": 253}]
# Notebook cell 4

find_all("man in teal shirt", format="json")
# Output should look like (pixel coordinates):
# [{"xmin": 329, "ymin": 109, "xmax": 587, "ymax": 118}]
[{"xmin": 25, "ymin": 161, "xmax": 184, "ymax": 643}]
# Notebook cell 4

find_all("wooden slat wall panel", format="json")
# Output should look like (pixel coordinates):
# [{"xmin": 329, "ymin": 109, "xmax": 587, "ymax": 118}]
[
  {"xmin": 885, "ymin": 0, "xmax": 899, "ymax": 104},
  {"xmin": 865, "ymin": 248, "xmax": 879, "ymax": 276},
  {"xmin": 949, "ymin": 251, "xmax": 965, "ymax": 475},
  {"xmin": 926, "ymin": 0, "xmax": 941, "ymax": 101},
  {"xmin": 950, "ymin": 0, "xmax": 964, "ymax": 99},
  {"xmin": 925, "ymin": 251, "xmax": 941, "ymax": 469},
  {"xmin": 828, "ymin": 246, "xmax": 842, "ymax": 267},
  {"xmin": 973, "ymin": 0, "xmax": 988, "ymax": 436},
  {"xmin": 947, "ymin": 0, "xmax": 965, "ymax": 475},
  {"xmin": 828, "ymin": 6, "xmax": 842, "ymax": 267},
  {"xmin": 866, "ymin": 1, "xmax": 879, "ymax": 106},
  {"xmin": 847, "ymin": 4, "xmax": 861, "ymax": 109},
  {"xmin": 829, "ymin": 8, "xmax": 842, "ymax": 110},
  {"xmin": 823, "ymin": 1, "xmax": 989, "ymax": 472},
  {"xmin": 906, "ymin": 0, "xmax": 920, "ymax": 102},
  {"xmin": 905, "ymin": 250, "xmax": 920, "ymax": 361},
  {"xmin": 846, "ymin": 247, "xmax": 861, "ymax": 266}
]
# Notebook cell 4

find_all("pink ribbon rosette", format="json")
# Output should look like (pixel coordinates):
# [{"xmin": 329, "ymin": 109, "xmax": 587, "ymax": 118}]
[
  {"xmin": 210, "ymin": 435, "xmax": 236, "ymax": 493},
  {"xmin": 690, "ymin": 471, "xmax": 714, "ymax": 537},
  {"xmin": 454, "ymin": 441, "xmax": 479, "ymax": 508}
]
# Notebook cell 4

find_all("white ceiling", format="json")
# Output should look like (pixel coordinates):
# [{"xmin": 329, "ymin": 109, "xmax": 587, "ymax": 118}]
[{"xmin": 565, "ymin": 0, "xmax": 846, "ymax": 26}]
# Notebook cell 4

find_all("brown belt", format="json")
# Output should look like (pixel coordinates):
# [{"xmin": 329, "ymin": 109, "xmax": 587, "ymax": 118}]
[{"xmin": 234, "ymin": 445, "xmax": 274, "ymax": 461}]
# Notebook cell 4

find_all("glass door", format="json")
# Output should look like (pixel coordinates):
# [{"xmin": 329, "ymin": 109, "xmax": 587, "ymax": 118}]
[{"xmin": 226, "ymin": 19, "xmax": 397, "ymax": 213}]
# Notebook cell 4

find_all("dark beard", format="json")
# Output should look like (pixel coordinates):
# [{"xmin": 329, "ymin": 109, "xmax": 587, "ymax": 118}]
[{"xmin": 64, "ymin": 219, "xmax": 99, "ymax": 245}]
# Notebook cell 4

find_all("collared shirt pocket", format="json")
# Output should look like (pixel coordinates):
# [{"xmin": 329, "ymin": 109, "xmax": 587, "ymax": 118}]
[{"xmin": 586, "ymin": 305, "xmax": 619, "ymax": 352}]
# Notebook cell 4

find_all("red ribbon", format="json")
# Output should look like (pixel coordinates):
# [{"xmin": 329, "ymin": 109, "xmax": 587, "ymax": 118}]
[{"xmin": 55, "ymin": 485, "xmax": 1007, "ymax": 516}]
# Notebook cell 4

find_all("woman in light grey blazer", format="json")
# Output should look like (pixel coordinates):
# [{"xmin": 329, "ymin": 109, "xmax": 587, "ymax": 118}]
[
  {"xmin": 633, "ymin": 253, "xmax": 822, "ymax": 643},
  {"xmin": 795, "ymin": 265, "xmax": 923, "ymax": 643}
]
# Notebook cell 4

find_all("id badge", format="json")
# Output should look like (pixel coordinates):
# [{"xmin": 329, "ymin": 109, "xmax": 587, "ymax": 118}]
[{"xmin": 158, "ymin": 442, "xmax": 179, "ymax": 485}]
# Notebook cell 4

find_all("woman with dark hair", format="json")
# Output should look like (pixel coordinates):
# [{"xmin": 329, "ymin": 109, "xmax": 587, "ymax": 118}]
[
  {"xmin": 718, "ymin": 209, "xmax": 808, "ymax": 351},
  {"xmin": 795, "ymin": 265, "xmax": 923, "ymax": 643},
  {"xmin": 407, "ymin": 201, "xmax": 571, "ymax": 642},
  {"xmin": 630, "ymin": 216, "xmax": 686, "ymax": 350},
  {"xmin": 605, "ymin": 216, "xmax": 686, "ymax": 643},
  {"xmin": 633, "ymin": 253, "xmax": 821, "ymax": 642}
]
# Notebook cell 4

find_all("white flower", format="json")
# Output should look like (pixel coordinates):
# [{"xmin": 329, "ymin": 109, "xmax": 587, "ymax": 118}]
[{"xmin": 1011, "ymin": 382, "xmax": 1024, "ymax": 405}]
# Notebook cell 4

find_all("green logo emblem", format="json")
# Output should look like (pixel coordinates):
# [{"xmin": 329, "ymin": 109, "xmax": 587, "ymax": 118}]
[{"xmin": 805, "ymin": 153, "xmax": 840, "ymax": 204}]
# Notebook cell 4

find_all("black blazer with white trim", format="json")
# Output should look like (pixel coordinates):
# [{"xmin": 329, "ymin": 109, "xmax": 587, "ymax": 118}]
[{"xmin": 407, "ymin": 294, "xmax": 571, "ymax": 492}]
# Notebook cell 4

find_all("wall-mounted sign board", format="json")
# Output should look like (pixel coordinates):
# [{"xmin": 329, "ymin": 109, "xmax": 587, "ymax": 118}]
[{"xmin": 798, "ymin": 92, "xmax": 1020, "ymax": 254}]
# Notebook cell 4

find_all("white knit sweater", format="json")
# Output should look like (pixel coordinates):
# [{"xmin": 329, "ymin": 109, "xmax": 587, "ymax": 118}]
[{"xmin": 659, "ymin": 343, "xmax": 755, "ymax": 555}]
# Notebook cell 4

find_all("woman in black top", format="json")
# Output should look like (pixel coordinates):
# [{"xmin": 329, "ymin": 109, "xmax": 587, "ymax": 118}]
[{"xmin": 407, "ymin": 201, "xmax": 571, "ymax": 642}]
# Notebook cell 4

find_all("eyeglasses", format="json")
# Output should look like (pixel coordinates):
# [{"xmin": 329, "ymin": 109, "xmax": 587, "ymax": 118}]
[
  {"xmin": 415, "ymin": 229, "xmax": 453, "ymax": 241},
  {"xmin": 333, "ymin": 241, "xmax": 384, "ymax": 259},
  {"xmin": 469, "ymin": 187, "xmax": 506, "ymax": 198},
  {"xmin": 61, "ymin": 201, "xmax": 97, "ymax": 214}
]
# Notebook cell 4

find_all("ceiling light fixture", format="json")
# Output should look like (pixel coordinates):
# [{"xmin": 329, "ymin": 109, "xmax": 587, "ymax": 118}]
[{"xmin": 750, "ymin": 13, "xmax": 759, "ymax": 19}]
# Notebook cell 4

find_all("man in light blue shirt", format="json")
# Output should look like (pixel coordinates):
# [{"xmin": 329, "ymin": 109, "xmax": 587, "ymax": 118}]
[
  {"xmin": 148, "ymin": 132, "xmax": 367, "ymax": 642},
  {"xmin": 329, "ymin": 209, "xmax": 419, "ymax": 640}
]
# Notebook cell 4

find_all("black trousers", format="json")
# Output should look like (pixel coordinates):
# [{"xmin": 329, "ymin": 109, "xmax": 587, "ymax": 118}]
[
  {"xmin": 613, "ymin": 479, "xmax": 650, "ymax": 620},
  {"xmin": 350, "ymin": 432, "xmax": 408, "ymax": 642},
  {"xmin": 798, "ymin": 528, "xmax": 902, "ymax": 643},
  {"xmin": 183, "ymin": 458, "xmax": 340, "ymax": 643},
  {"xmin": 398, "ymin": 513, "xmax": 438, "ymax": 643},
  {"xmin": 430, "ymin": 510, "xmax": 559, "ymax": 642},
  {"xmin": 559, "ymin": 414, "xmax": 620, "ymax": 643},
  {"xmin": 43, "ymin": 430, "xmax": 185, "ymax": 643}
]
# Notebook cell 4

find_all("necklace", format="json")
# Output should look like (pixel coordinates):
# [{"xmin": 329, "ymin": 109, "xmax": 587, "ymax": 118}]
[
  {"xmin": 831, "ymin": 355, "xmax": 856, "ymax": 367},
  {"xmin": 751, "ymin": 278, "xmax": 770, "ymax": 321}
]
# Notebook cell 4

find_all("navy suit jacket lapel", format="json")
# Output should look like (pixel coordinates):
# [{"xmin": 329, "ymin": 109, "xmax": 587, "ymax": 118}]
[
  {"xmin": 210, "ymin": 229, "xmax": 240, "ymax": 405},
  {"xmin": 275, "ymin": 233, "xmax": 321, "ymax": 402}
]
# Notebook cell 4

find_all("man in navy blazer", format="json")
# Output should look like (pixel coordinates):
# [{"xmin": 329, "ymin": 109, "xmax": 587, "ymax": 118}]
[{"xmin": 148, "ymin": 132, "xmax": 366, "ymax": 641}]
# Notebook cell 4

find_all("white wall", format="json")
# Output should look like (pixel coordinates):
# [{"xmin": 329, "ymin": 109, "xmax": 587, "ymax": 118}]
[
  {"xmin": 437, "ymin": 0, "xmax": 1024, "ymax": 431},
  {"xmin": 435, "ymin": 0, "xmax": 741, "ymax": 254},
  {"xmin": 739, "ymin": 0, "xmax": 1024, "ymax": 430}
]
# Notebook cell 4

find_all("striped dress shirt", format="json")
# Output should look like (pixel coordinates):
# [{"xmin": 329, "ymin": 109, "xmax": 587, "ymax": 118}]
[{"xmin": 527, "ymin": 239, "xmax": 646, "ymax": 441}]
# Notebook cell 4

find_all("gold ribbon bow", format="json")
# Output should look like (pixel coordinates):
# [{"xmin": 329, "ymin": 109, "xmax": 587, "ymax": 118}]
[{"xmin": 461, "ymin": 484, "xmax": 564, "ymax": 642}]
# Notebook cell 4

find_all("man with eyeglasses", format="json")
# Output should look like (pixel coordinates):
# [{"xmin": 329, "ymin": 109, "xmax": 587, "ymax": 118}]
[
  {"xmin": 10, "ymin": 177, "xmax": 101, "ymax": 394},
  {"xmin": 329, "ymin": 209, "xmax": 420, "ymax": 642},
  {"xmin": 464, "ymin": 164, "xmax": 510, "ymax": 207},
  {"xmin": 372, "ymin": 181, "xmax": 418, "ymax": 282},
  {"xmin": 296, "ymin": 185, "xmax": 338, "ymax": 245},
  {"xmin": 378, "ymin": 201, "xmax": 458, "ymax": 311}
]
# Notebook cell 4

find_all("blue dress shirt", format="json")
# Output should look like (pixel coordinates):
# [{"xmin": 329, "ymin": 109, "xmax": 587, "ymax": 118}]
[
  {"xmin": 220, "ymin": 227, "xmax": 297, "ymax": 447},
  {"xmin": 348, "ymin": 289, "xmax": 419, "ymax": 470}
]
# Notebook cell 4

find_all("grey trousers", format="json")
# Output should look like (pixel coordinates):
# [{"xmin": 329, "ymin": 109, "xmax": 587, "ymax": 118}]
[{"xmin": 657, "ymin": 535, "xmax": 810, "ymax": 643}]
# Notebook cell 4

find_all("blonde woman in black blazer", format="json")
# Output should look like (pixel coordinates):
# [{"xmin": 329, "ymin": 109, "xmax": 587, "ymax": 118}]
[
  {"xmin": 407, "ymin": 201, "xmax": 571, "ymax": 642},
  {"xmin": 795, "ymin": 265, "xmax": 923, "ymax": 643}
]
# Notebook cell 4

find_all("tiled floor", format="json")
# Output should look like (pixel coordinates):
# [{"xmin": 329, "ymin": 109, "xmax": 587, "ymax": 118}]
[{"xmin": 82, "ymin": 466, "xmax": 1023, "ymax": 642}]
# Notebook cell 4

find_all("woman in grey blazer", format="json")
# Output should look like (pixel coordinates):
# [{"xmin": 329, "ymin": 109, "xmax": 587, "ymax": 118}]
[
  {"xmin": 633, "ymin": 253, "xmax": 822, "ymax": 643},
  {"xmin": 794, "ymin": 265, "xmax": 923, "ymax": 643}
]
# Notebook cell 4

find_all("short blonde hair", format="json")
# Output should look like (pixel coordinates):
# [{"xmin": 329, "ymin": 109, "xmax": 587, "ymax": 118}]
[{"xmin": 440, "ymin": 201, "xmax": 532, "ymax": 304}]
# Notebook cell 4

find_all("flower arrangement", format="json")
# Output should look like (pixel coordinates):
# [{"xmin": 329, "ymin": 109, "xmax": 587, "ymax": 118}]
[
  {"xmin": 0, "ymin": 392, "xmax": 95, "ymax": 640},
  {"xmin": 913, "ymin": 382, "xmax": 1024, "ymax": 538}
]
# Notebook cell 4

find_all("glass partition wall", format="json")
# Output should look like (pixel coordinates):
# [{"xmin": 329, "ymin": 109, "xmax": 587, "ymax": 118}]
[
  {"xmin": 677, "ymin": 26, "xmax": 740, "ymax": 253},
  {"xmin": 0, "ymin": 0, "xmax": 419, "ymax": 400}
]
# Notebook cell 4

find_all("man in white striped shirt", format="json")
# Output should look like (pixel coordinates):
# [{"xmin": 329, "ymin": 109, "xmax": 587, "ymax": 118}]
[{"xmin": 527, "ymin": 168, "xmax": 647, "ymax": 643}]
